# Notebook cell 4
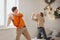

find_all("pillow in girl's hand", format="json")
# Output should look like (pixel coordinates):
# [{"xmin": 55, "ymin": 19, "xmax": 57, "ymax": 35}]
[
  {"xmin": 32, "ymin": 14, "xmax": 37, "ymax": 20},
  {"xmin": 33, "ymin": 16, "xmax": 37, "ymax": 19}
]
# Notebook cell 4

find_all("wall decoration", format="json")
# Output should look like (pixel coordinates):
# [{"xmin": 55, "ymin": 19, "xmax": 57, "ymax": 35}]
[
  {"xmin": 45, "ymin": 0, "xmax": 55, "ymax": 4},
  {"xmin": 44, "ymin": 4, "xmax": 55, "ymax": 20},
  {"xmin": 44, "ymin": 0, "xmax": 56, "ymax": 16},
  {"xmin": 44, "ymin": 0, "xmax": 56, "ymax": 20},
  {"xmin": 54, "ymin": 7, "xmax": 60, "ymax": 18},
  {"xmin": 44, "ymin": 4, "xmax": 52, "ymax": 14}
]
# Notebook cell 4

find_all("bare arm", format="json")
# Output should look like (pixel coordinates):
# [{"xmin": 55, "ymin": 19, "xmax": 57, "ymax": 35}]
[
  {"xmin": 7, "ymin": 15, "xmax": 12, "ymax": 26},
  {"xmin": 32, "ymin": 14, "xmax": 35, "ymax": 20},
  {"xmin": 43, "ymin": 17, "xmax": 45, "ymax": 23}
]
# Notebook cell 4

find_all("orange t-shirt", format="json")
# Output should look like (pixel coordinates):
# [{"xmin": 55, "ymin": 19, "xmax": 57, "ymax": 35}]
[{"xmin": 12, "ymin": 13, "xmax": 25, "ymax": 29}]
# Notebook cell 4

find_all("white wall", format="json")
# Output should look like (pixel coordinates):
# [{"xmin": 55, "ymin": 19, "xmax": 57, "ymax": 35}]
[
  {"xmin": 19, "ymin": 0, "xmax": 60, "ymax": 38},
  {"xmin": 45, "ymin": 0, "xmax": 60, "ymax": 32}
]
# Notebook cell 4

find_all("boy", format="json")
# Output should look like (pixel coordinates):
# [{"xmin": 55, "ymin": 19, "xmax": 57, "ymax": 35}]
[{"xmin": 7, "ymin": 7, "xmax": 31, "ymax": 40}]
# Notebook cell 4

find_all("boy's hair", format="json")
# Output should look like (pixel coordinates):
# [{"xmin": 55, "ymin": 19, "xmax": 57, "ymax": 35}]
[{"xmin": 12, "ymin": 7, "xmax": 17, "ymax": 12}]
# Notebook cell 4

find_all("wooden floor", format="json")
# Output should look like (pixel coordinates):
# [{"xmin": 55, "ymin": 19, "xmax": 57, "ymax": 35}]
[{"xmin": 32, "ymin": 37, "xmax": 60, "ymax": 40}]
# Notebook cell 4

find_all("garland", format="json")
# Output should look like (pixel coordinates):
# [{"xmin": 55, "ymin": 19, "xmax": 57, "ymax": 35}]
[
  {"xmin": 57, "ymin": 7, "xmax": 60, "ymax": 10},
  {"xmin": 45, "ymin": 0, "xmax": 55, "ymax": 4}
]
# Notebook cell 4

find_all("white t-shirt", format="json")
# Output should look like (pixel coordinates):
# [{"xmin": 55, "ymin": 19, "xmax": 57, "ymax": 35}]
[
  {"xmin": 37, "ymin": 14, "xmax": 45, "ymax": 27},
  {"xmin": 32, "ymin": 14, "xmax": 45, "ymax": 27}
]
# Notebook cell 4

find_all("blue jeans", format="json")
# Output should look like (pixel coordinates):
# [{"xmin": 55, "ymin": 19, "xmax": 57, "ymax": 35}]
[{"xmin": 37, "ymin": 27, "xmax": 49, "ymax": 40}]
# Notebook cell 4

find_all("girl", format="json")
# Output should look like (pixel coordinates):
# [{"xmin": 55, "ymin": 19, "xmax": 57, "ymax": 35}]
[{"xmin": 32, "ymin": 12, "xmax": 51, "ymax": 40}]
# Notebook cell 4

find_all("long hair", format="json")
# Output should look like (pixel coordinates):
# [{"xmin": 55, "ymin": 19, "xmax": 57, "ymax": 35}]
[{"xmin": 40, "ymin": 12, "xmax": 44, "ymax": 17}]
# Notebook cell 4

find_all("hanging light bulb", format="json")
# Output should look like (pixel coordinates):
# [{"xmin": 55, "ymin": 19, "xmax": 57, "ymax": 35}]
[{"xmin": 48, "ymin": 0, "xmax": 51, "ymax": 2}]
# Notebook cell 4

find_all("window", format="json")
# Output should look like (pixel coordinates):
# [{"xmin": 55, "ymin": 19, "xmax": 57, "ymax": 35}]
[
  {"xmin": 0, "ymin": 0, "xmax": 4, "ymax": 25},
  {"xmin": 0, "ymin": 0, "xmax": 19, "ymax": 26},
  {"xmin": 6, "ymin": 0, "xmax": 19, "ymax": 25}
]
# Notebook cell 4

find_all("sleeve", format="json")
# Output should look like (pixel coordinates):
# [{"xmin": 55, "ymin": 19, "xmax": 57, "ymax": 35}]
[{"xmin": 19, "ymin": 12, "xmax": 23, "ymax": 17}]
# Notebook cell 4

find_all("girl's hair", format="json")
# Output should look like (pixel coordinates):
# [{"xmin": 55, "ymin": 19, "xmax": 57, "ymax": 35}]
[{"xmin": 40, "ymin": 12, "xmax": 44, "ymax": 17}]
